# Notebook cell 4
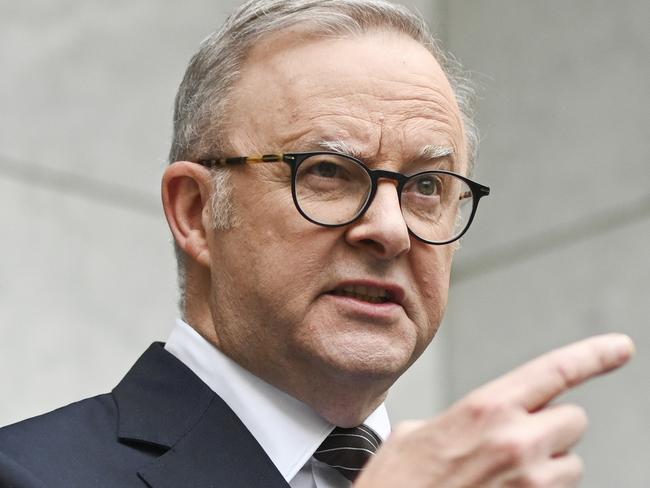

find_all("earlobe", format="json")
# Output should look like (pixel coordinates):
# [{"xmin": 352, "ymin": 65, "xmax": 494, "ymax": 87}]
[{"xmin": 161, "ymin": 161, "xmax": 213, "ymax": 268}]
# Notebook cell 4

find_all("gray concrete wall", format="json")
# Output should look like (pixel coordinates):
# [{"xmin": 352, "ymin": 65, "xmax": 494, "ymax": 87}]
[
  {"xmin": 442, "ymin": 1, "xmax": 650, "ymax": 487},
  {"xmin": 2, "ymin": 1, "xmax": 647, "ymax": 486},
  {"xmin": 0, "ymin": 0, "xmax": 238, "ymax": 423}
]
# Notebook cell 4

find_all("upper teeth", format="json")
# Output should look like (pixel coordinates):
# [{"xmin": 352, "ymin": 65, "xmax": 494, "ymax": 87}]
[{"xmin": 341, "ymin": 285, "xmax": 389, "ymax": 298}]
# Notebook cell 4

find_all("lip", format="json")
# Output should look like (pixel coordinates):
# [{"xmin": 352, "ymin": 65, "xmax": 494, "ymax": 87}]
[
  {"xmin": 322, "ymin": 293, "xmax": 402, "ymax": 323},
  {"xmin": 325, "ymin": 279, "xmax": 406, "ymax": 307}
]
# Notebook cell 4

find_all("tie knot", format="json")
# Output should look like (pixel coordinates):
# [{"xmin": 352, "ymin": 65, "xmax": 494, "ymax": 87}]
[{"xmin": 313, "ymin": 425, "xmax": 382, "ymax": 482}]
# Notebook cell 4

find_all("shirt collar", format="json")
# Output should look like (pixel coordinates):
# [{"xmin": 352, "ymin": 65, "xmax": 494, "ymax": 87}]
[{"xmin": 165, "ymin": 319, "xmax": 390, "ymax": 482}]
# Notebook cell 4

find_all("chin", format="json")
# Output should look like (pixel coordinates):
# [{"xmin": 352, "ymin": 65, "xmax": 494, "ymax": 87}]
[
  {"xmin": 285, "ymin": 332, "xmax": 419, "ymax": 426},
  {"xmin": 313, "ymin": 336, "xmax": 416, "ymax": 385},
  {"xmin": 320, "ymin": 400, "xmax": 387, "ymax": 428},
  {"xmin": 306, "ymin": 357, "xmax": 395, "ymax": 427}
]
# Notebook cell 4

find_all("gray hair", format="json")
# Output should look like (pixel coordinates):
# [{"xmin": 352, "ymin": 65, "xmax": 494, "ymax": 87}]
[{"xmin": 169, "ymin": 0, "xmax": 479, "ymax": 313}]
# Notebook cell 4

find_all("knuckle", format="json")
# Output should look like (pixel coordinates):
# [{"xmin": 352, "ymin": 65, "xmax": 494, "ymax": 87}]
[
  {"xmin": 559, "ymin": 403, "xmax": 589, "ymax": 434},
  {"xmin": 510, "ymin": 455, "xmax": 584, "ymax": 488},
  {"xmin": 571, "ymin": 404, "xmax": 589, "ymax": 429},
  {"xmin": 515, "ymin": 472, "xmax": 546, "ymax": 488},
  {"xmin": 487, "ymin": 432, "xmax": 530, "ymax": 468},
  {"xmin": 463, "ymin": 394, "xmax": 508, "ymax": 422},
  {"xmin": 593, "ymin": 340, "xmax": 614, "ymax": 370},
  {"xmin": 568, "ymin": 454, "xmax": 585, "ymax": 481},
  {"xmin": 553, "ymin": 358, "xmax": 581, "ymax": 389}
]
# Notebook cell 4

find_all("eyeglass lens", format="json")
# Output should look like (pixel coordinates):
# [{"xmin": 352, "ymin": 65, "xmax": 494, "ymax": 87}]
[{"xmin": 294, "ymin": 154, "xmax": 474, "ymax": 243}]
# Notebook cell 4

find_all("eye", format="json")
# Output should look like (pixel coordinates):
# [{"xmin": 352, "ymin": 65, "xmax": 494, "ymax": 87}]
[
  {"xmin": 310, "ymin": 161, "xmax": 342, "ymax": 179},
  {"xmin": 413, "ymin": 175, "xmax": 442, "ymax": 196},
  {"xmin": 296, "ymin": 153, "xmax": 368, "ymax": 193}
]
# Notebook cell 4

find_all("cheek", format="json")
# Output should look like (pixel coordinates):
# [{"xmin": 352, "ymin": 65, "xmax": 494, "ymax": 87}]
[
  {"xmin": 411, "ymin": 247, "xmax": 454, "ymax": 331},
  {"xmin": 237, "ymin": 217, "xmax": 342, "ymax": 315}
]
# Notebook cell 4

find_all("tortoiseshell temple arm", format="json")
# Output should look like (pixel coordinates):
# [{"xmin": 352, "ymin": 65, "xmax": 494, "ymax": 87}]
[{"xmin": 197, "ymin": 153, "xmax": 295, "ymax": 168}]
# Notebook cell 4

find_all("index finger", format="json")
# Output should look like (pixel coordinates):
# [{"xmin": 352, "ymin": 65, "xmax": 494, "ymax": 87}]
[{"xmin": 478, "ymin": 334, "xmax": 635, "ymax": 411}]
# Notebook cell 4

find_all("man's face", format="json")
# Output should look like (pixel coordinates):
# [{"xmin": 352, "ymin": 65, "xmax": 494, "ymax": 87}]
[{"xmin": 204, "ymin": 29, "xmax": 466, "ymax": 414}]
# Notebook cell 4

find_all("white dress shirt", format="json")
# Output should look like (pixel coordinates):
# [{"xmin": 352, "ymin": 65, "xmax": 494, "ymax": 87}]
[{"xmin": 165, "ymin": 319, "xmax": 390, "ymax": 488}]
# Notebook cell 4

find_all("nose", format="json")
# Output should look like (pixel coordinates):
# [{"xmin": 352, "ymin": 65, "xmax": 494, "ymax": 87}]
[{"xmin": 345, "ymin": 180, "xmax": 411, "ymax": 259}]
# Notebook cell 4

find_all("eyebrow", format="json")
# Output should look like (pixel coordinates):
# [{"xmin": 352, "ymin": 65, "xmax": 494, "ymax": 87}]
[
  {"xmin": 419, "ymin": 144, "xmax": 455, "ymax": 160},
  {"xmin": 310, "ymin": 139, "xmax": 454, "ymax": 164},
  {"xmin": 315, "ymin": 139, "xmax": 365, "ymax": 159}
]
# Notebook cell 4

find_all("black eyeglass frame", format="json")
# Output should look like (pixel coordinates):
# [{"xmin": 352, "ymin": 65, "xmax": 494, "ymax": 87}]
[{"xmin": 196, "ymin": 151, "xmax": 490, "ymax": 245}]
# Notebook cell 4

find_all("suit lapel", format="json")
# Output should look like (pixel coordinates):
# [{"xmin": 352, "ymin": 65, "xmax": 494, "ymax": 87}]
[{"xmin": 112, "ymin": 343, "xmax": 289, "ymax": 488}]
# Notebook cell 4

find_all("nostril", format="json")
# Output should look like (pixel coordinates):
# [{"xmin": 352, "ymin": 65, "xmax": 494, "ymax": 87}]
[{"xmin": 350, "ymin": 237, "xmax": 388, "ymax": 258}]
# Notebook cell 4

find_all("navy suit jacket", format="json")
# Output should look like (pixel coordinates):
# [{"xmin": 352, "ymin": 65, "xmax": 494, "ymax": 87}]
[{"xmin": 0, "ymin": 343, "xmax": 291, "ymax": 487}]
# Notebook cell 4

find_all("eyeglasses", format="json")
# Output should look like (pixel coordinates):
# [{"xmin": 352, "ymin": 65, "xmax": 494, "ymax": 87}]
[{"xmin": 196, "ymin": 152, "xmax": 490, "ymax": 245}]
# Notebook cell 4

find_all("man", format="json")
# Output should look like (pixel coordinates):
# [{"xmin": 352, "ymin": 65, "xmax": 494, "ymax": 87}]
[{"xmin": 0, "ymin": 1, "xmax": 634, "ymax": 487}]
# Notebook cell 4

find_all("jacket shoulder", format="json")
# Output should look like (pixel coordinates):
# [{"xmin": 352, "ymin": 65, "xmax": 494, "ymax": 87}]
[
  {"xmin": 0, "ymin": 393, "xmax": 117, "ymax": 449},
  {"xmin": 0, "ymin": 394, "xmax": 156, "ymax": 487}
]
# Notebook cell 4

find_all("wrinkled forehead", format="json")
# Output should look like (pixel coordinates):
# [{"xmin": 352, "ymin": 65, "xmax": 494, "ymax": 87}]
[{"xmin": 227, "ymin": 28, "xmax": 466, "ymax": 171}]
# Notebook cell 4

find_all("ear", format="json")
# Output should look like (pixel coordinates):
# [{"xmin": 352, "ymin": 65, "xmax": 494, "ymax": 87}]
[{"xmin": 161, "ymin": 161, "xmax": 214, "ymax": 268}]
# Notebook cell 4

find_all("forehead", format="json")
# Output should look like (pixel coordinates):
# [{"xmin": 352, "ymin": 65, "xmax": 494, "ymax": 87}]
[{"xmin": 227, "ymin": 28, "xmax": 465, "ymax": 168}]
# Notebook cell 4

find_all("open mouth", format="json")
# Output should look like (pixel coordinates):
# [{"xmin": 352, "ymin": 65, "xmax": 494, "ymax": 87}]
[{"xmin": 330, "ymin": 285, "xmax": 393, "ymax": 304}]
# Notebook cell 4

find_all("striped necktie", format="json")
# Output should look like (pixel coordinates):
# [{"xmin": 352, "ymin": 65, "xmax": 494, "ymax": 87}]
[{"xmin": 313, "ymin": 425, "xmax": 382, "ymax": 482}]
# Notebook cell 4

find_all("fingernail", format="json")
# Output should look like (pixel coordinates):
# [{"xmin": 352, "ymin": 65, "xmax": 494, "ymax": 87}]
[{"xmin": 613, "ymin": 334, "xmax": 635, "ymax": 361}]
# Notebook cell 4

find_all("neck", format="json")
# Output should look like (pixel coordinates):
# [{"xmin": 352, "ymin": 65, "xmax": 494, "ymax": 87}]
[{"xmin": 246, "ymin": 356, "xmax": 392, "ymax": 427}]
